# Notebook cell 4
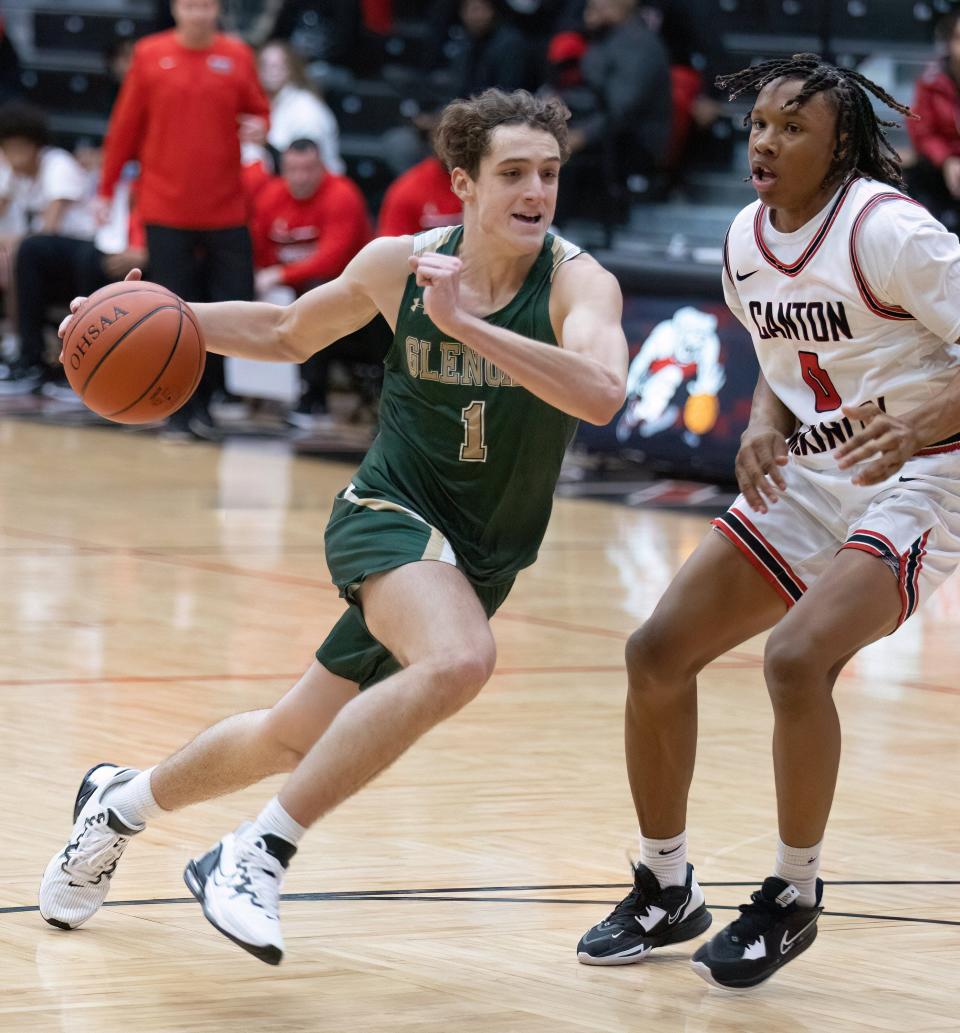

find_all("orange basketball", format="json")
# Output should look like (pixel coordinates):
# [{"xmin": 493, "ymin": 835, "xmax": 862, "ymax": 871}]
[{"xmin": 62, "ymin": 281, "xmax": 206, "ymax": 424}]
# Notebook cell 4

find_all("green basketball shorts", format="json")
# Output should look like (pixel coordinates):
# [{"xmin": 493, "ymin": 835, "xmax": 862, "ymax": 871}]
[{"xmin": 316, "ymin": 484, "xmax": 514, "ymax": 689}]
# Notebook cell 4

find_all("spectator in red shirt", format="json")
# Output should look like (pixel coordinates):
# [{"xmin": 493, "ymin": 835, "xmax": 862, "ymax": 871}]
[
  {"xmin": 251, "ymin": 138, "xmax": 373, "ymax": 426},
  {"xmin": 908, "ymin": 10, "xmax": 960, "ymax": 231},
  {"xmin": 98, "ymin": 0, "xmax": 270, "ymax": 438},
  {"xmin": 376, "ymin": 155, "xmax": 461, "ymax": 237}
]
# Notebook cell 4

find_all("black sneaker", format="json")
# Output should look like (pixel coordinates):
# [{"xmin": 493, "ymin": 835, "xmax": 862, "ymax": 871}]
[
  {"xmin": 577, "ymin": 862, "xmax": 712, "ymax": 965},
  {"xmin": 0, "ymin": 363, "xmax": 44, "ymax": 395},
  {"xmin": 691, "ymin": 877, "xmax": 823, "ymax": 990}
]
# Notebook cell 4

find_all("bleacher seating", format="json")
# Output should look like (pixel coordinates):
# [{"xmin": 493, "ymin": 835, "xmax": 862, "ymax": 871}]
[
  {"xmin": 326, "ymin": 80, "xmax": 417, "ymax": 136},
  {"xmin": 18, "ymin": 65, "xmax": 115, "ymax": 116},
  {"xmin": 2, "ymin": 0, "xmax": 953, "ymax": 257},
  {"xmin": 32, "ymin": 10, "xmax": 152, "ymax": 53}
]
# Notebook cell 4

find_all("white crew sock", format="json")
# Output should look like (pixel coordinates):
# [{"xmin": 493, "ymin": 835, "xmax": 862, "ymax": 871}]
[
  {"xmin": 640, "ymin": 830, "xmax": 688, "ymax": 889},
  {"xmin": 252, "ymin": 796, "xmax": 308, "ymax": 848},
  {"xmin": 101, "ymin": 767, "xmax": 163, "ymax": 826},
  {"xmin": 774, "ymin": 837, "xmax": 822, "ymax": 908}
]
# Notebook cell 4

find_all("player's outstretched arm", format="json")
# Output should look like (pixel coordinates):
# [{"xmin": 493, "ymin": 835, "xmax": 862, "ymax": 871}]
[
  {"xmin": 192, "ymin": 237, "xmax": 410, "ymax": 362},
  {"xmin": 413, "ymin": 251, "xmax": 628, "ymax": 425}
]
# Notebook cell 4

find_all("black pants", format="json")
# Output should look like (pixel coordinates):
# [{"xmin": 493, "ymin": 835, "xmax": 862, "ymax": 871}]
[
  {"xmin": 15, "ymin": 235, "xmax": 110, "ymax": 370},
  {"xmin": 905, "ymin": 159, "xmax": 960, "ymax": 232},
  {"xmin": 298, "ymin": 306, "xmax": 390, "ymax": 411},
  {"xmin": 145, "ymin": 224, "xmax": 254, "ymax": 419}
]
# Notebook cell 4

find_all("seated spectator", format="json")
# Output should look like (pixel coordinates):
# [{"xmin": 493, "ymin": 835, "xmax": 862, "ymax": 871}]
[
  {"xmin": 251, "ymin": 138, "xmax": 373, "ymax": 425},
  {"xmin": 377, "ymin": 153, "xmax": 462, "ymax": 236},
  {"xmin": 552, "ymin": 0, "xmax": 672, "ymax": 225},
  {"xmin": 0, "ymin": 103, "xmax": 90, "ymax": 388},
  {"xmin": 257, "ymin": 39, "xmax": 344, "ymax": 174},
  {"xmin": 426, "ymin": 0, "xmax": 532, "ymax": 100},
  {"xmin": 908, "ymin": 10, "xmax": 960, "ymax": 231},
  {"xmin": 383, "ymin": 0, "xmax": 532, "ymax": 178},
  {"xmin": 13, "ymin": 166, "xmax": 146, "ymax": 399},
  {"xmin": 638, "ymin": 1, "xmax": 722, "ymax": 179},
  {"xmin": 250, "ymin": 0, "xmax": 380, "ymax": 81}
]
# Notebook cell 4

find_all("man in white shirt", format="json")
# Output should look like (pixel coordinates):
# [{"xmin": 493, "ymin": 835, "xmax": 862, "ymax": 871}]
[{"xmin": 0, "ymin": 102, "xmax": 88, "ymax": 389}]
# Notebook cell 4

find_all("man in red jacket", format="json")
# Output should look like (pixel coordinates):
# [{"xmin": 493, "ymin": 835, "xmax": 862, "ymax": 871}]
[
  {"xmin": 376, "ymin": 155, "xmax": 462, "ymax": 237},
  {"xmin": 251, "ymin": 138, "xmax": 373, "ymax": 425},
  {"xmin": 909, "ymin": 10, "xmax": 960, "ymax": 230},
  {"xmin": 253, "ymin": 139, "xmax": 371, "ymax": 297},
  {"xmin": 98, "ymin": 0, "xmax": 269, "ymax": 438}
]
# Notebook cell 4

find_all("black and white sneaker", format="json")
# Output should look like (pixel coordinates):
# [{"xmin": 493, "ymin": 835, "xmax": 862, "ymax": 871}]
[
  {"xmin": 0, "ymin": 363, "xmax": 44, "ymax": 395},
  {"xmin": 38, "ymin": 764, "xmax": 143, "ymax": 929},
  {"xmin": 577, "ymin": 862, "xmax": 712, "ymax": 965},
  {"xmin": 184, "ymin": 823, "xmax": 296, "ymax": 966},
  {"xmin": 691, "ymin": 877, "xmax": 823, "ymax": 990}
]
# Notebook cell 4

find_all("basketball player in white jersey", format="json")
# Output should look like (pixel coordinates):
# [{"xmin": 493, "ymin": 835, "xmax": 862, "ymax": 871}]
[{"xmin": 578, "ymin": 54, "xmax": 960, "ymax": 989}]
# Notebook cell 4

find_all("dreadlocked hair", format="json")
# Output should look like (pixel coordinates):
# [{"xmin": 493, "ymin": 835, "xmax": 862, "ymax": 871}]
[{"xmin": 715, "ymin": 54, "xmax": 915, "ymax": 190}]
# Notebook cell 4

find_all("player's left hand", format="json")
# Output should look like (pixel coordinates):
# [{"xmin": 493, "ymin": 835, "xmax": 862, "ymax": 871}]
[
  {"xmin": 408, "ymin": 252, "xmax": 465, "ymax": 337},
  {"xmin": 57, "ymin": 267, "xmax": 142, "ymax": 362},
  {"xmin": 835, "ymin": 402, "xmax": 921, "ymax": 485}
]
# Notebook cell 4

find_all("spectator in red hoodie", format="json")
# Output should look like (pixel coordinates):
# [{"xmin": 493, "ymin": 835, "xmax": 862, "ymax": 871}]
[
  {"xmin": 98, "ymin": 0, "xmax": 270, "ymax": 438},
  {"xmin": 251, "ymin": 138, "xmax": 373, "ymax": 426},
  {"xmin": 909, "ymin": 10, "xmax": 960, "ymax": 231},
  {"xmin": 376, "ymin": 154, "xmax": 461, "ymax": 237}
]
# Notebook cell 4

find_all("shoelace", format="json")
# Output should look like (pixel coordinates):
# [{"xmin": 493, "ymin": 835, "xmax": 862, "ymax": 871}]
[
  {"xmin": 605, "ymin": 866, "xmax": 651, "ymax": 924},
  {"xmin": 62, "ymin": 823, "xmax": 129, "ymax": 885},
  {"xmin": 232, "ymin": 838, "xmax": 284, "ymax": 919},
  {"xmin": 727, "ymin": 890, "xmax": 782, "ymax": 944}
]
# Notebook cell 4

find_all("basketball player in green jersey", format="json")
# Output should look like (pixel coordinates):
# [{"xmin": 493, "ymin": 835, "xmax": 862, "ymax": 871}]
[{"xmin": 39, "ymin": 88, "xmax": 629, "ymax": 964}]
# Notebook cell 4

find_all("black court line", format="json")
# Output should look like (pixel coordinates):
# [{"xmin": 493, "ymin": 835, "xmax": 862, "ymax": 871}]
[{"xmin": 4, "ymin": 881, "xmax": 958, "ymax": 927}]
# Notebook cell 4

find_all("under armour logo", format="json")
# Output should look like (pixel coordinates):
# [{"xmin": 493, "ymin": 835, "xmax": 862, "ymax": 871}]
[{"xmin": 411, "ymin": 297, "xmax": 424, "ymax": 313}]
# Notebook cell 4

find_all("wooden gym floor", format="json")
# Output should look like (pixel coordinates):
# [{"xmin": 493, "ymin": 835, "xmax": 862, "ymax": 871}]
[{"xmin": 0, "ymin": 419, "xmax": 957, "ymax": 1032}]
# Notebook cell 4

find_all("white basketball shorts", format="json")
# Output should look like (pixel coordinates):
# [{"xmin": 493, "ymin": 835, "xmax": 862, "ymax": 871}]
[{"xmin": 712, "ymin": 450, "xmax": 960, "ymax": 628}]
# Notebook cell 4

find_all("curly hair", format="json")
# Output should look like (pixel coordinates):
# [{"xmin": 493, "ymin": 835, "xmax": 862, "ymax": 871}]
[
  {"xmin": 715, "ymin": 53, "xmax": 914, "ymax": 189},
  {"xmin": 434, "ymin": 88, "xmax": 571, "ymax": 178}
]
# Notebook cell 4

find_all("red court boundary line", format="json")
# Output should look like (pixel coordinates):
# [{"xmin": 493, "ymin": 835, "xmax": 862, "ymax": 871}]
[
  {"xmin": 5, "ymin": 526, "xmax": 955, "ymax": 696},
  {"xmin": 4, "ymin": 662, "xmax": 956, "ymax": 695},
  {"xmin": 0, "ymin": 659, "xmax": 771, "ymax": 689},
  {"xmin": 1, "ymin": 525, "xmax": 638, "ymax": 637}
]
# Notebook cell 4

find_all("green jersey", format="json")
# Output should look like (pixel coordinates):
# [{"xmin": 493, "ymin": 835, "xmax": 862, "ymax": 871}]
[{"xmin": 349, "ymin": 225, "xmax": 582, "ymax": 585}]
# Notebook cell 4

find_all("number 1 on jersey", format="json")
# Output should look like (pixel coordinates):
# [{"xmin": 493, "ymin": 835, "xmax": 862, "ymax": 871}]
[
  {"xmin": 798, "ymin": 351, "xmax": 842, "ymax": 412},
  {"xmin": 460, "ymin": 400, "xmax": 487, "ymax": 462}
]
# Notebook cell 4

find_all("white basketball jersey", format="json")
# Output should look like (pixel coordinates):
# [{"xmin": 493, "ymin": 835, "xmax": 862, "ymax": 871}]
[{"xmin": 723, "ymin": 175, "xmax": 960, "ymax": 457}]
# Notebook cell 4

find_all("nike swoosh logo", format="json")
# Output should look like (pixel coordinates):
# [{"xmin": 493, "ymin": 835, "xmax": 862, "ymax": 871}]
[
  {"xmin": 735, "ymin": 269, "xmax": 758, "ymax": 281},
  {"xmin": 611, "ymin": 930, "xmax": 624, "ymax": 939},
  {"xmin": 780, "ymin": 915, "xmax": 819, "ymax": 954},
  {"xmin": 898, "ymin": 476, "xmax": 916, "ymax": 482},
  {"xmin": 667, "ymin": 893, "xmax": 691, "ymax": 924},
  {"xmin": 658, "ymin": 845, "xmax": 682, "ymax": 855}
]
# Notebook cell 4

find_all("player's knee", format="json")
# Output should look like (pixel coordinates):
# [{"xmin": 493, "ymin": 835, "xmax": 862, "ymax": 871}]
[
  {"xmin": 625, "ymin": 621, "xmax": 698, "ymax": 699},
  {"xmin": 763, "ymin": 634, "xmax": 829, "ymax": 710},
  {"xmin": 425, "ymin": 642, "xmax": 496, "ymax": 707}
]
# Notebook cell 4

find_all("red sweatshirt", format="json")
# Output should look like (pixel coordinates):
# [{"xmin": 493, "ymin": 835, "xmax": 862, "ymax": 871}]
[
  {"xmin": 377, "ymin": 157, "xmax": 461, "ymax": 237},
  {"xmin": 910, "ymin": 62, "xmax": 960, "ymax": 169},
  {"xmin": 99, "ymin": 30, "xmax": 269, "ymax": 229},
  {"xmin": 252, "ymin": 173, "xmax": 372, "ymax": 292}
]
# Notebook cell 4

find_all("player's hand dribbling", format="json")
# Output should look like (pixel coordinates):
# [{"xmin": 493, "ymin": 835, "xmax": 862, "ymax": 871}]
[
  {"xmin": 735, "ymin": 426, "xmax": 788, "ymax": 514},
  {"xmin": 57, "ymin": 268, "xmax": 142, "ymax": 362},
  {"xmin": 408, "ymin": 252, "xmax": 465, "ymax": 337},
  {"xmin": 835, "ymin": 403, "xmax": 920, "ymax": 485}
]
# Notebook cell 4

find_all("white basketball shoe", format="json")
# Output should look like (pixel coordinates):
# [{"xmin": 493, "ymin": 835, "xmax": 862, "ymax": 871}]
[
  {"xmin": 183, "ymin": 823, "xmax": 295, "ymax": 966},
  {"xmin": 39, "ymin": 763, "xmax": 144, "ymax": 929}
]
